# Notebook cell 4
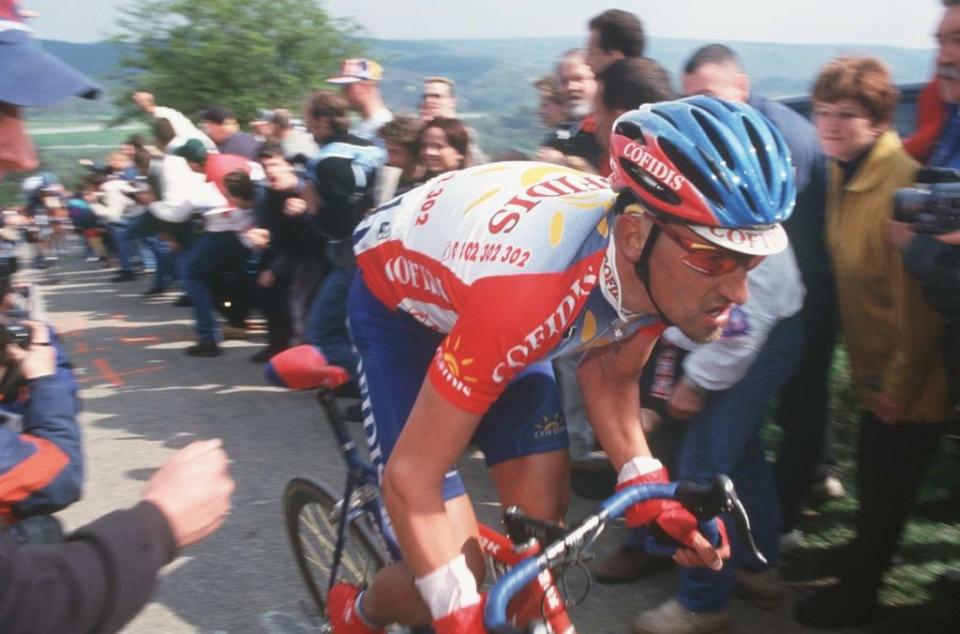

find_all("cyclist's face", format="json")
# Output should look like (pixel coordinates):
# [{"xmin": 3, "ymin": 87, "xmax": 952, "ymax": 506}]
[
  {"xmin": 654, "ymin": 225, "xmax": 751, "ymax": 342},
  {"xmin": 618, "ymin": 215, "xmax": 750, "ymax": 342}
]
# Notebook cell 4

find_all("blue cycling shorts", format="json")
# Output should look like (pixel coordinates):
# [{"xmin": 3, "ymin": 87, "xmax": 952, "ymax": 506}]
[{"xmin": 347, "ymin": 273, "xmax": 568, "ymax": 501}]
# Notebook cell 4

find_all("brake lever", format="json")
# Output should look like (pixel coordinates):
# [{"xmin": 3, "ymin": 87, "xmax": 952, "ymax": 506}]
[
  {"xmin": 644, "ymin": 475, "xmax": 767, "ymax": 566},
  {"xmin": 725, "ymin": 480, "xmax": 767, "ymax": 566}
]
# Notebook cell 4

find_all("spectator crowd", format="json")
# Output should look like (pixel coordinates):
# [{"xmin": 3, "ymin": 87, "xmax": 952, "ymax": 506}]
[{"xmin": 2, "ymin": 1, "xmax": 960, "ymax": 633}]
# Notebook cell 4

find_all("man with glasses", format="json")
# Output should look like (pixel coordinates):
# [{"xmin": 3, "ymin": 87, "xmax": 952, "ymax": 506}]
[
  {"xmin": 318, "ymin": 96, "xmax": 798, "ymax": 633},
  {"xmin": 418, "ymin": 76, "xmax": 487, "ymax": 165}
]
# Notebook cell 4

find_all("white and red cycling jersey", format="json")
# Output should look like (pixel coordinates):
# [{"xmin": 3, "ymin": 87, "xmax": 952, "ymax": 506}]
[{"xmin": 353, "ymin": 162, "xmax": 663, "ymax": 414}]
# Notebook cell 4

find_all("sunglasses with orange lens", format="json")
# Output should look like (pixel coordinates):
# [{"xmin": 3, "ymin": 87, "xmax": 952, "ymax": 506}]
[{"xmin": 649, "ymin": 216, "xmax": 764, "ymax": 276}]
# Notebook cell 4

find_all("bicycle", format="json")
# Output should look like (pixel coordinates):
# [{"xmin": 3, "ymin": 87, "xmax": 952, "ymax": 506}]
[
  {"xmin": 272, "ymin": 345, "xmax": 764, "ymax": 633},
  {"xmin": 24, "ymin": 209, "xmax": 70, "ymax": 284}
]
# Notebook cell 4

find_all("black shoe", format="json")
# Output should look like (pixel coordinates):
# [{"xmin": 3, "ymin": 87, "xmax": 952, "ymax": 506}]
[
  {"xmin": 795, "ymin": 582, "xmax": 878, "ymax": 629},
  {"xmin": 142, "ymin": 286, "xmax": 168, "ymax": 296},
  {"xmin": 112, "ymin": 270, "xmax": 136, "ymax": 282},
  {"xmin": 185, "ymin": 341, "xmax": 222, "ymax": 357},
  {"xmin": 173, "ymin": 295, "xmax": 193, "ymax": 307}
]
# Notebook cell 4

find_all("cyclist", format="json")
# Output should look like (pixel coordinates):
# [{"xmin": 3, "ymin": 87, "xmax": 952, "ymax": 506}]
[
  {"xmin": 329, "ymin": 96, "xmax": 796, "ymax": 632},
  {"xmin": 20, "ymin": 172, "xmax": 68, "ymax": 269}
]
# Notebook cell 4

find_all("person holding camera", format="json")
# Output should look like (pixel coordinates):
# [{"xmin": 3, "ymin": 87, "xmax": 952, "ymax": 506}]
[
  {"xmin": 884, "ymin": 0, "xmax": 960, "ymax": 527},
  {"xmin": 0, "ymin": 252, "xmax": 82, "ymax": 544},
  {"xmin": 795, "ymin": 56, "xmax": 952, "ymax": 629},
  {"xmin": 1, "ymin": 4, "xmax": 235, "ymax": 630}
]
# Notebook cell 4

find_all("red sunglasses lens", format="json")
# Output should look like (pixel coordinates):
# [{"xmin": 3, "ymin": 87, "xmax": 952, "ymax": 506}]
[{"xmin": 683, "ymin": 250, "xmax": 763, "ymax": 276}]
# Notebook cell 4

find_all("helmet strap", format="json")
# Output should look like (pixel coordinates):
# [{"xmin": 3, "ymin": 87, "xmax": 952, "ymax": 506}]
[{"xmin": 633, "ymin": 223, "xmax": 674, "ymax": 327}]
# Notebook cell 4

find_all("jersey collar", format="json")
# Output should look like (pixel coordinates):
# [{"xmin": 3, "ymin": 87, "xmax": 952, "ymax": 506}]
[{"xmin": 599, "ymin": 236, "xmax": 638, "ymax": 324}]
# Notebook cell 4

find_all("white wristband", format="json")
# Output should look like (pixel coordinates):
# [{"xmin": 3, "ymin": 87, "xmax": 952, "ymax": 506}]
[
  {"xmin": 617, "ymin": 456, "xmax": 664, "ymax": 484},
  {"xmin": 414, "ymin": 554, "xmax": 480, "ymax": 620}
]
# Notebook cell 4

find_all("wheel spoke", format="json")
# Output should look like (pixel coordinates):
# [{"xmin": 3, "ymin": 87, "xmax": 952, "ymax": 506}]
[{"xmin": 298, "ymin": 503, "xmax": 371, "ymax": 582}]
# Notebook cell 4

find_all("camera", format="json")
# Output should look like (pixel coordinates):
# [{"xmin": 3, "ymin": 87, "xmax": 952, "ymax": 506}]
[
  {"xmin": 893, "ymin": 167, "xmax": 960, "ymax": 234},
  {"xmin": 0, "ymin": 321, "xmax": 31, "ymax": 352}
]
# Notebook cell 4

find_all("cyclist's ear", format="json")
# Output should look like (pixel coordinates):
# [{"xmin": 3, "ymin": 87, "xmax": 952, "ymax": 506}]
[{"xmin": 613, "ymin": 212, "xmax": 650, "ymax": 263}]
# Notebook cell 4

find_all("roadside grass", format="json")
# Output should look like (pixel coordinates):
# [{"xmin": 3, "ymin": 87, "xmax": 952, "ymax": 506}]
[{"xmin": 783, "ymin": 344, "xmax": 960, "ymax": 628}]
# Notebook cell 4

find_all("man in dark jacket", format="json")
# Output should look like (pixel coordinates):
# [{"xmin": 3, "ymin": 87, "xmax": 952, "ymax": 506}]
[{"xmin": 300, "ymin": 91, "xmax": 385, "ymax": 383}]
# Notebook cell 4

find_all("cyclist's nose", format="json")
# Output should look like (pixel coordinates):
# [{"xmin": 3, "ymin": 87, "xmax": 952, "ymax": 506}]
[{"xmin": 716, "ymin": 266, "xmax": 750, "ymax": 306}]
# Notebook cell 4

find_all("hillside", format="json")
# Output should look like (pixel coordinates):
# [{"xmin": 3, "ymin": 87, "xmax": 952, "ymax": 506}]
[
  {"xmin": 38, "ymin": 35, "xmax": 935, "ymax": 100},
  {"xmin": 30, "ymin": 35, "xmax": 936, "ymax": 155}
]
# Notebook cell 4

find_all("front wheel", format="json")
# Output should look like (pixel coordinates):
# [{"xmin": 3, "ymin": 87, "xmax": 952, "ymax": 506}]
[{"xmin": 283, "ymin": 477, "xmax": 388, "ymax": 617}]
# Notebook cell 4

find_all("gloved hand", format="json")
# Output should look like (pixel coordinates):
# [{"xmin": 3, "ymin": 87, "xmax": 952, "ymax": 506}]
[{"xmin": 616, "ymin": 457, "xmax": 729, "ymax": 569}]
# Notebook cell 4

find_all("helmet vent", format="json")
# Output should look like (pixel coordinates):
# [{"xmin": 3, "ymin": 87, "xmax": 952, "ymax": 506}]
[
  {"xmin": 617, "ymin": 157, "xmax": 682, "ymax": 207},
  {"xmin": 652, "ymin": 109, "xmax": 679, "ymax": 129},
  {"xmin": 691, "ymin": 110, "xmax": 735, "ymax": 169},
  {"xmin": 614, "ymin": 120, "xmax": 646, "ymax": 143},
  {"xmin": 659, "ymin": 137, "xmax": 723, "ymax": 208},
  {"xmin": 743, "ymin": 117, "xmax": 773, "ymax": 187}
]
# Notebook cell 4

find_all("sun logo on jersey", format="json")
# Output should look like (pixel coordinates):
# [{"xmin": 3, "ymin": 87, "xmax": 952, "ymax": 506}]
[{"xmin": 436, "ymin": 336, "xmax": 478, "ymax": 397}]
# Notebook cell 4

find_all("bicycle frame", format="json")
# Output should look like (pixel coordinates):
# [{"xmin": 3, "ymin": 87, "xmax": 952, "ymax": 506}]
[
  {"xmin": 315, "ymin": 390, "xmax": 403, "ymax": 589},
  {"xmin": 479, "ymin": 524, "xmax": 574, "ymax": 633},
  {"xmin": 313, "ymin": 387, "xmax": 575, "ymax": 631}
]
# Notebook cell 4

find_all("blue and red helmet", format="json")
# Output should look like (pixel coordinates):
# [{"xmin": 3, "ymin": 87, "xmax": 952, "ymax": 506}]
[{"xmin": 609, "ymin": 96, "xmax": 795, "ymax": 255}]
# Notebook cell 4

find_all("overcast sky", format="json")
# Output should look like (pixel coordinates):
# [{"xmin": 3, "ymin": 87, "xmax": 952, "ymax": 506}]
[{"xmin": 24, "ymin": 0, "xmax": 942, "ymax": 50}]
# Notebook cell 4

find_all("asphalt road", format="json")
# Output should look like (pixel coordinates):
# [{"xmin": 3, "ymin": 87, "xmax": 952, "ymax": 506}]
[{"xmin": 31, "ymin": 255, "xmax": 837, "ymax": 634}]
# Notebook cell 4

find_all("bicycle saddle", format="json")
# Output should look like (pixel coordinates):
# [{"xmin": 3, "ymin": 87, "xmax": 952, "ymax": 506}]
[{"xmin": 264, "ymin": 344, "xmax": 351, "ymax": 391}]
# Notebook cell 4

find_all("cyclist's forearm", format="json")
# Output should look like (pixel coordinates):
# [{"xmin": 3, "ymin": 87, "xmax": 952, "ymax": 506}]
[
  {"xmin": 382, "ymin": 480, "xmax": 457, "ymax": 576},
  {"xmin": 577, "ymin": 348, "xmax": 651, "ymax": 471},
  {"xmin": 381, "ymin": 382, "xmax": 482, "ymax": 577}
]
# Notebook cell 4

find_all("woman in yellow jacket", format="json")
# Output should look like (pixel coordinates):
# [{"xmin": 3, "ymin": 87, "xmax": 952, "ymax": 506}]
[{"xmin": 796, "ymin": 57, "xmax": 952, "ymax": 629}]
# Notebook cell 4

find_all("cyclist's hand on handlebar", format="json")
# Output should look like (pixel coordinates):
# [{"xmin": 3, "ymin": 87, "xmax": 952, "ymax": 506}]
[
  {"xmin": 658, "ymin": 510, "xmax": 729, "ymax": 570},
  {"xmin": 617, "ymin": 458, "xmax": 729, "ymax": 570},
  {"xmin": 616, "ymin": 457, "xmax": 674, "ymax": 528}
]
